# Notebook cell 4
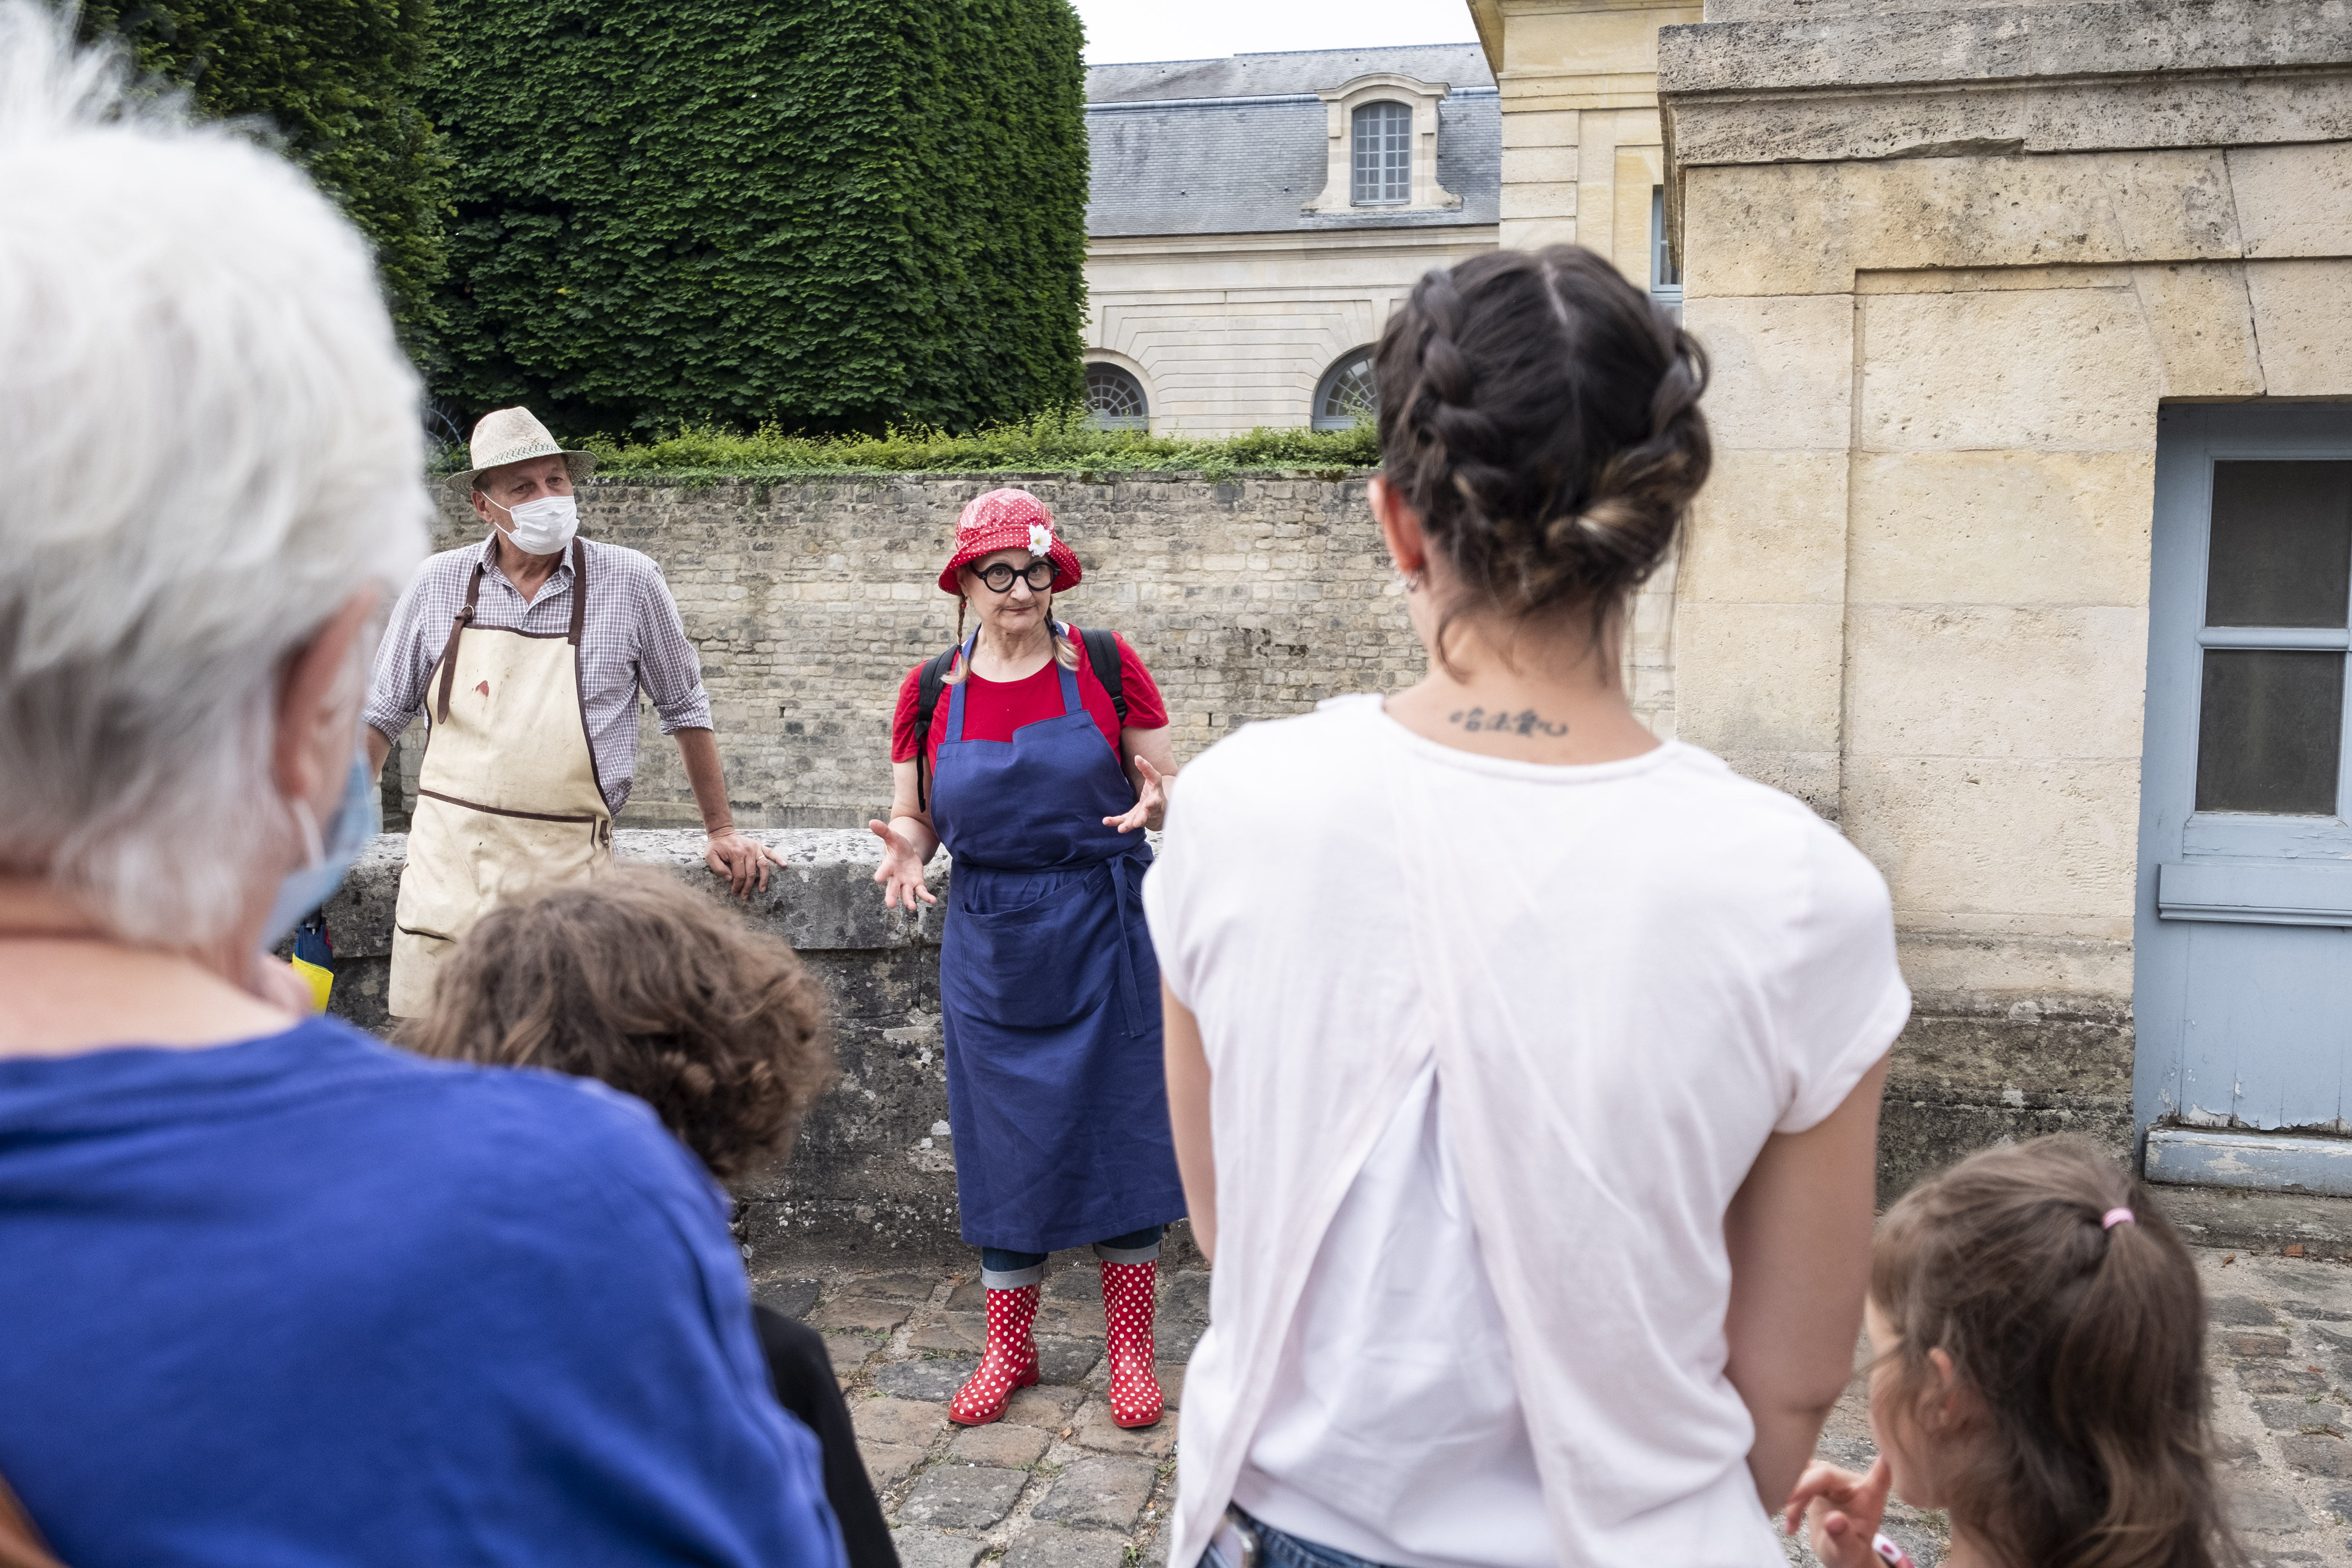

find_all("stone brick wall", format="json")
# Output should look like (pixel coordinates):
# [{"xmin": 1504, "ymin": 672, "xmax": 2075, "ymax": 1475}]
[
  {"xmin": 319, "ymin": 829, "xmax": 964, "ymax": 1255},
  {"xmin": 392, "ymin": 476, "xmax": 1426, "ymax": 830},
  {"xmin": 388, "ymin": 474, "xmax": 1683, "ymax": 830}
]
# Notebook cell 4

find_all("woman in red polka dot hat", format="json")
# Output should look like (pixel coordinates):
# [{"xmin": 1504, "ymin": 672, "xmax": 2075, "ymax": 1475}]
[{"xmin": 868, "ymin": 487, "xmax": 1183, "ymax": 1430}]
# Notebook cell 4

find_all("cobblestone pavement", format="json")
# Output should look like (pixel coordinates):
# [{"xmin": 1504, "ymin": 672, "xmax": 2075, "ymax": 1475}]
[
  {"xmin": 758, "ymin": 1249, "xmax": 1196, "ymax": 1568},
  {"xmin": 766, "ymin": 1245, "xmax": 2352, "ymax": 1568}
]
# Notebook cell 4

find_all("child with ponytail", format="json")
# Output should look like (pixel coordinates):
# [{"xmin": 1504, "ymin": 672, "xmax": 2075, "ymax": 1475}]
[{"xmin": 1786, "ymin": 1136, "xmax": 2238, "ymax": 1568}]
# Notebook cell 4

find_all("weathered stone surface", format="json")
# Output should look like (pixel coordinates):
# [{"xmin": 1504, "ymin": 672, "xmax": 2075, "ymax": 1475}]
[
  {"xmin": 1032, "ymin": 1456, "xmax": 1160, "ymax": 1532},
  {"xmin": 945, "ymin": 1421, "xmax": 1050, "ymax": 1468},
  {"xmin": 889, "ymin": 1528, "xmax": 985, "ymax": 1568},
  {"xmin": 1156, "ymin": 1363, "xmax": 1188, "ymax": 1410},
  {"xmin": 754, "ymin": 1278, "xmax": 820, "ymax": 1320},
  {"xmin": 2280, "ymin": 1434, "xmax": 2352, "ymax": 1480},
  {"xmin": 1158, "ymin": 1272, "xmax": 1212, "ymax": 1322},
  {"xmin": 860, "ymin": 1441, "xmax": 928, "ymax": 1491},
  {"xmin": 824, "ymin": 1331, "xmax": 878, "ymax": 1377},
  {"xmin": 1072, "ymin": 1400, "xmax": 1180, "ymax": 1459},
  {"xmin": 2227, "ymin": 1480, "xmax": 2315, "ymax": 1536},
  {"xmin": 323, "ymin": 828, "xmax": 963, "ymax": 1253},
  {"xmin": 1846, "ymin": 450, "xmax": 2155, "ymax": 608},
  {"xmin": 1846, "ymin": 605, "xmax": 2148, "ymax": 763},
  {"xmin": 897, "ymin": 1466, "xmax": 1029, "ymax": 1529},
  {"xmin": 876, "ymin": 1356, "xmax": 981, "ymax": 1402},
  {"xmin": 1153, "ymin": 1320, "xmax": 1207, "ymax": 1364},
  {"xmin": 1683, "ymin": 294, "xmax": 1852, "ymax": 450},
  {"xmin": 2252, "ymin": 1398, "xmax": 2345, "ymax": 1433},
  {"xmin": 399, "ymin": 476, "xmax": 1423, "ymax": 838},
  {"xmin": 1858, "ymin": 286, "xmax": 2160, "ymax": 453},
  {"xmin": 847, "ymin": 1270, "xmax": 947, "ymax": 1303},
  {"xmin": 1001, "ymin": 1384, "xmax": 1088, "ymax": 1428},
  {"xmin": 1677, "ymin": 151, "xmax": 2244, "ymax": 298},
  {"xmin": 813, "ymin": 1298, "xmax": 913, "ymax": 1334},
  {"xmin": 1034, "ymin": 1299, "xmax": 1107, "ymax": 1337},
  {"xmin": 1661, "ymin": 4, "xmax": 2352, "ymax": 168},
  {"xmin": 1667, "ymin": 2, "xmax": 2351, "ymax": 94},
  {"xmin": 999, "ymin": 1528, "xmax": 1135, "ymax": 1568},
  {"xmin": 851, "ymin": 1396, "xmax": 949, "ymax": 1448},
  {"xmin": 1037, "ymin": 1336, "xmax": 1107, "ymax": 1386},
  {"xmin": 907, "ymin": 1314, "xmax": 986, "ymax": 1355}
]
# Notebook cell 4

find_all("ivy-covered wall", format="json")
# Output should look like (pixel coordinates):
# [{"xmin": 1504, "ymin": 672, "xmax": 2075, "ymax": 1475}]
[
  {"xmin": 429, "ymin": 0, "xmax": 1089, "ymax": 438},
  {"xmin": 78, "ymin": 0, "xmax": 451, "ymax": 372}
]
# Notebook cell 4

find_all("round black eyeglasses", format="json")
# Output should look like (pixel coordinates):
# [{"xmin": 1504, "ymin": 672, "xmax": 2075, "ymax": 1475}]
[{"xmin": 975, "ymin": 561, "xmax": 1056, "ymax": 592}]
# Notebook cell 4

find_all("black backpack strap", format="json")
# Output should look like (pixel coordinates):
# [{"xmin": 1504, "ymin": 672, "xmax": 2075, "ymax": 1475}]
[
  {"xmin": 911, "ymin": 647, "xmax": 959, "ymax": 811},
  {"xmin": 1077, "ymin": 626, "xmax": 1127, "ymax": 727}
]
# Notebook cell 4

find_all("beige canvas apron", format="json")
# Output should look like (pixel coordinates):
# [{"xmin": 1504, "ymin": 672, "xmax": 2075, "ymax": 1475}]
[{"xmin": 390, "ymin": 538, "xmax": 613, "ymax": 1017}]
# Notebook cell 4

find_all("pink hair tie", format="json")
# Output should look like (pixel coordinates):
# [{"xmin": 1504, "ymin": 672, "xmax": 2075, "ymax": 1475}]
[
  {"xmin": 2102, "ymin": 1207, "xmax": 2135, "ymax": 1230},
  {"xmin": 1873, "ymin": 1534, "xmax": 1916, "ymax": 1568}
]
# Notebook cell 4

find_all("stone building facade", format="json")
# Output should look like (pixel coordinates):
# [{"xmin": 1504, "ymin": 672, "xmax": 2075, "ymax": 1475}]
[
  {"xmin": 1079, "ymin": 46, "xmax": 1500, "ymax": 436},
  {"xmin": 1642, "ymin": 0, "xmax": 2352, "ymax": 1190},
  {"xmin": 1465, "ymin": 1, "xmax": 1698, "ymax": 302}
]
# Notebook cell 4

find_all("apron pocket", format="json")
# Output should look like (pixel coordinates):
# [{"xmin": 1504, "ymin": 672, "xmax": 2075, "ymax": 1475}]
[{"xmin": 943, "ymin": 873, "xmax": 1118, "ymax": 1031}]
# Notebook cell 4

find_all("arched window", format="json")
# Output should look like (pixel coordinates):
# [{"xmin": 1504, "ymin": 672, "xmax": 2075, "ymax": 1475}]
[
  {"xmin": 1314, "ymin": 347, "xmax": 1378, "ymax": 431},
  {"xmin": 1350, "ymin": 101, "xmax": 1411, "ymax": 206},
  {"xmin": 1084, "ymin": 363, "xmax": 1149, "ymax": 431}
]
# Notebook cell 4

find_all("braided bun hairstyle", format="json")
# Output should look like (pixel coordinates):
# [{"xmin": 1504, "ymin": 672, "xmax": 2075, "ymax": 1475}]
[{"xmin": 1376, "ymin": 245, "xmax": 1710, "ymax": 653}]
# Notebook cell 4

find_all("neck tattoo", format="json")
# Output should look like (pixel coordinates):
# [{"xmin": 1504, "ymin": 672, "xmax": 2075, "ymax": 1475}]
[{"xmin": 1449, "ymin": 706, "xmax": 1569, "ymax": 738}]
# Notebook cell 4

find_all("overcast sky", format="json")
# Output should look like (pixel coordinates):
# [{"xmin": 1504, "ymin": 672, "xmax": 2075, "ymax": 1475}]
[{"xmin": 1069, "ymin": 0, "xmax": 1478, "ymax": 65}]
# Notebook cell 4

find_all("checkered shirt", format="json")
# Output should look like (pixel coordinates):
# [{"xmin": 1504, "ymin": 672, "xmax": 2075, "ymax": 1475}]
[{"xmin": 364, "ymin": 536, "xmax": 711, "ymax": 813}]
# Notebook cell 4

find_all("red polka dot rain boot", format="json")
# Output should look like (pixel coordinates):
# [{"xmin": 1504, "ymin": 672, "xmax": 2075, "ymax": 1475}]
[
  {"xmin": 1099, "ymin": 1258, "xmax": 1164, "ymax": 1428},
  {"xmin": 948, "ymin": 1282, "xmax": 1039, "ymax": 1425}
]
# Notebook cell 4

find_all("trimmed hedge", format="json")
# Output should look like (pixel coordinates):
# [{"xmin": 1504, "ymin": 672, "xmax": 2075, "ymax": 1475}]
[
  {"xmin": 425, "ymin": 410, "xmax": 1382, "ymax": 481},
  {"xmin": 79, "ymin": 0, "xmax": 450, "ymax": 370},
  {"xmin": 430, "ymin": 0, "xmax": 1089, "ymax": 439}
]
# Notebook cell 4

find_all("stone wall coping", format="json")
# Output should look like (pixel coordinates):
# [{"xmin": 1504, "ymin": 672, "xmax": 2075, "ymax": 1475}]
[
  {"xmin": 1661, "ymin": 2, "xmax": 2352, "ymax": 98},
  {"xmin": 323, "ymin": 829, "xmax": 951, "ymax": 960},
  {"xmin": 1660, "ymin": 1, "xmax": 2352, "ymax": 168}
]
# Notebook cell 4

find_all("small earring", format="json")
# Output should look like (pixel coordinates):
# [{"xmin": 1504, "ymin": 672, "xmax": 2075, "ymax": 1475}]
[{"xmin": 1403, "ymin": 568, "xmax": 1425, "ymax": 594}]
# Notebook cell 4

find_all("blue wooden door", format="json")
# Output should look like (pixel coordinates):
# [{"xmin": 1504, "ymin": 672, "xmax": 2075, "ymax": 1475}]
[{"xmin": 2137, "ymin": 404, "xmax": 2352, "ymax": 1188}]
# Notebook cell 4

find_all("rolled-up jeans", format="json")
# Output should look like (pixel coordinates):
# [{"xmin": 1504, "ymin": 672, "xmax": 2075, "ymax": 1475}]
[
  {"xmin": 979, "ymin": 1224, "xmax": 1163, "ymax": 1289},
  {"xmin": 1199, "ymin": 1506, "xmax": 1408, "ymax": 1568}
]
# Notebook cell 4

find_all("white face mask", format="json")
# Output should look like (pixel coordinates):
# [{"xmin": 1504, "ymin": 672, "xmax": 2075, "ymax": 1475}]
[{"xmin": 496, "ymin": 492, "xmax": 578, "ymax": 555}]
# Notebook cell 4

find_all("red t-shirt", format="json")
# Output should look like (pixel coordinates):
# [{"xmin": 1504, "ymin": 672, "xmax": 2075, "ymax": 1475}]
[{"xmin": 890, "ymin": 628, "xmax": 1168, "ymax": 771}]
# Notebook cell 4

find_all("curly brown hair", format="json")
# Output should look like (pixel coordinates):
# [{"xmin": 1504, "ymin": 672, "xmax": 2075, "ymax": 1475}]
[
  {"xmin": 1375, "ymin": 244, "xmax": 1710, "ymax": 658},
  {"xmin": 1874, "ymin": 1137, "xmax": 2238, "ymax": 1568},
  {"xmin": 401, "ymin": 866, "xmax": 837, "ymax": 1181}
]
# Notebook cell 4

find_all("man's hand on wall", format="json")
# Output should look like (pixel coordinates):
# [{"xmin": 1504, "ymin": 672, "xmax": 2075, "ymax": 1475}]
[{"xmin": 705, "ymin": 828, "xmax": 781, "ymax": 898}]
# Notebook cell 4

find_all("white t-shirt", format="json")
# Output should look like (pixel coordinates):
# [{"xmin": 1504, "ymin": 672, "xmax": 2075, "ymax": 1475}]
[
  {"xmin": 1233, "ymin": 1059, "xmax": 1551, "ymax": 1568},
  {"xmin": 1143, "ymin": 695, "xmax": 1909, "ymax": 1568}
]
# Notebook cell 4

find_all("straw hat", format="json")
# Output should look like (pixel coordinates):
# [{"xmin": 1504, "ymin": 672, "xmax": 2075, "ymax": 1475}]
[
  {"xmin": 937, "ymin": 488, "xmax": 1082, "ymax": 594},
  {"xmin": 445, "ymin": 406, "xmax": 598, "ymax": 494}
]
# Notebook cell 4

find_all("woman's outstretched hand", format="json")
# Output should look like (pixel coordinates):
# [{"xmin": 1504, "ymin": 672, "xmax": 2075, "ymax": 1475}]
[
  {"xmin": 869, "ymin": 819, "xmax": 939, "ymax": 909},
  {"xmin": 1104, "ymin": 755, "xmax": 1166, "ymax": 834},
  {"xmin": 1783, "ymin": 1456, "xmax": 1894, "ymax": 1568}
]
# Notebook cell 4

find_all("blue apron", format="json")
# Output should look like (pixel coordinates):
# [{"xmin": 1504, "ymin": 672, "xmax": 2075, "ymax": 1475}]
[{"xmin": 930, "ymin": 630, "xmax": 1186, "ymax": 1253}]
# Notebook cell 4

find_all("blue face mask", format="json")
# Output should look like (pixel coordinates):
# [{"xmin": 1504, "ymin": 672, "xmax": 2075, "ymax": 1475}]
[{"xmin": 263, "ymin": 749, "xmax": 381, "ymax": 948}]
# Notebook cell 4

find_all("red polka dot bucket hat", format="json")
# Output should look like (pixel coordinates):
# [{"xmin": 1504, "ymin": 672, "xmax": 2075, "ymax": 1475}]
[{"xmin": 937, "ymin": 488, "xmax": 1083, "ymax": 595}]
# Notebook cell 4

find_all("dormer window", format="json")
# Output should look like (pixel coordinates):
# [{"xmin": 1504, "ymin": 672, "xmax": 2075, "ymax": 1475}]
[
  {"xmin": 1303, "ymin": 72, "xmax": 1462, "ymax": 217},
  {"xmin": 1351, "ymin": 102, "xmax": 1411, "ymax": 206}
]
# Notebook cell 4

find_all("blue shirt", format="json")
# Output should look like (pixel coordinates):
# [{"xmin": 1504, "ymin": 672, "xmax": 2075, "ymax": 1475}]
[{"xmin": 0, "ymin": 1019, "xmax": 845, "ymax": 1568}]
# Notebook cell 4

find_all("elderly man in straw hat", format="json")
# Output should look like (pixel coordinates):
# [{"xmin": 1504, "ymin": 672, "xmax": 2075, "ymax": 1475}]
[{"xmin": 363, "ymin": 406, "xmax": 781, "ymax": 1018}]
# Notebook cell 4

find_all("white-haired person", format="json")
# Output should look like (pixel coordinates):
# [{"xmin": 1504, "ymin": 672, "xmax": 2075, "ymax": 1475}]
[
  {"xmin": 0, "ymin": 9, "xmax": 844, "ymax": 1567},
  {"xmin": 364, "ymin": 405, "xmax": 785, "ymax": 1020}
]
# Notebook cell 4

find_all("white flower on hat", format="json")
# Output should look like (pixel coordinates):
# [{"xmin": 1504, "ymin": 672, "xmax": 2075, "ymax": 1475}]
[{"xmin": 1028, "ymin": 522, "xmax": 1055, "ymax": 557}]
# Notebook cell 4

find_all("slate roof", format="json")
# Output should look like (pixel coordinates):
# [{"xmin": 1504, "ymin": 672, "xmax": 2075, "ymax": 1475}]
[{"xmin": 1086, "ymin": 43, "xmax": 1499, "ymax": 238}]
